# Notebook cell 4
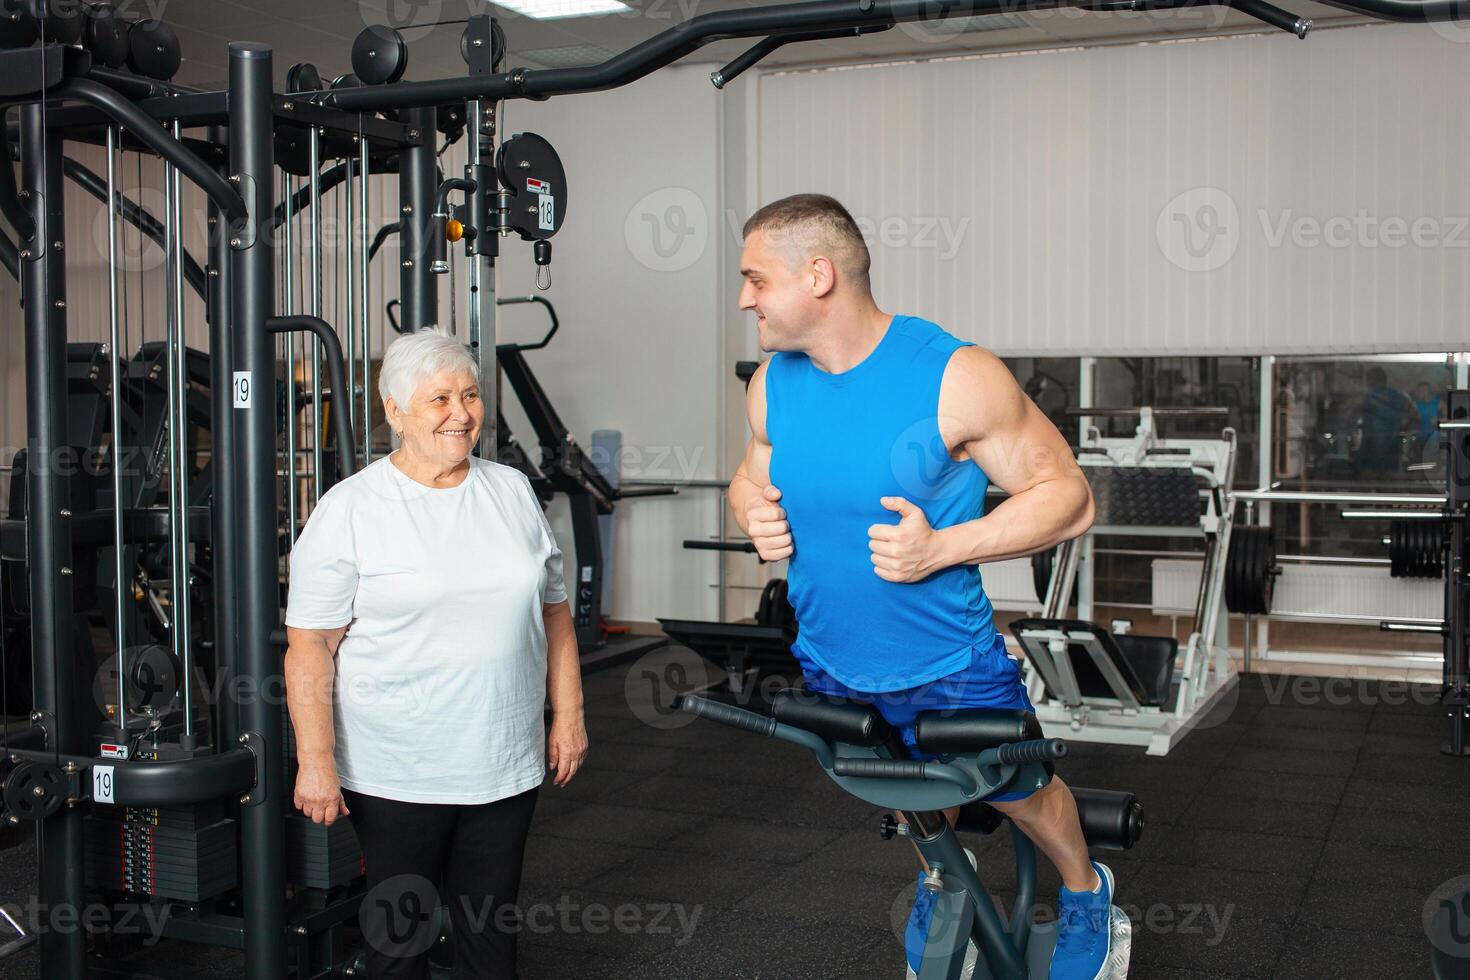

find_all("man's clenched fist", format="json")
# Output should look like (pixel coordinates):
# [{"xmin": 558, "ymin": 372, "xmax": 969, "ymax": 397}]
[{"xmin": 746, "ymin": 484, "xmax": 794, "ymax": 562}]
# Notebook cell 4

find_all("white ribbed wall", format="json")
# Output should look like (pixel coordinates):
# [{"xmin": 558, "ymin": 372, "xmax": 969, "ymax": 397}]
[{"xmin": 755, "ymin": 23, "xmax": 1470, "ymax": 356}]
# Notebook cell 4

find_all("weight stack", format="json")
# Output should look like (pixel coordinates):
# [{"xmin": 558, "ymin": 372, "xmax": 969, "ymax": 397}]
[
  {"xmin": 84, "ymin": 801, "xmax": 238, "ymax": 902},
  {"xmin": 285, "ymin": 812, "xmax": 364, "ymax": 889}
]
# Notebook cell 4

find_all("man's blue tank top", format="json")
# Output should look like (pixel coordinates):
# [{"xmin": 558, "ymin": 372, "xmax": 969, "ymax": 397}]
[{"xmin": 765, "ymin": 315, "xmax": 997, "ymax": 692}]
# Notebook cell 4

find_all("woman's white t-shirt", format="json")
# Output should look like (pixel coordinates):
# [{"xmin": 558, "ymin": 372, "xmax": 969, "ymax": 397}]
[{"xmin": 284, "ymin": 454, "xmax": 567, "ymax": 804}]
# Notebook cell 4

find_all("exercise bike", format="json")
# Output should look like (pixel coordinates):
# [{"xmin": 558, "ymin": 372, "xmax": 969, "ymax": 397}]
[{"xmin": 678, "ymin": 691, "xmax": 1142, "ymax": 980}]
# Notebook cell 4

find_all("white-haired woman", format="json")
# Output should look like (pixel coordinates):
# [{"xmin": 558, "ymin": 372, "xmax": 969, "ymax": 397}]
[{"xmin": 284, "ymin": 326, "xmax": 587, "ymax": 979}]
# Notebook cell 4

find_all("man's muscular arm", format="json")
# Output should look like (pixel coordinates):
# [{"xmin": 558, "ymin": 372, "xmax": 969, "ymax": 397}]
[
  {"xmin": 729, "ymin": 361, "xmax": 794, "ymax": 561},
  {"xmin": 937, "ymin": 346, "xmax": 1093, "ymax": 565},
  {"xmin": 867, "ymin": 346, "xmax": 1092, "ymax": 581}
]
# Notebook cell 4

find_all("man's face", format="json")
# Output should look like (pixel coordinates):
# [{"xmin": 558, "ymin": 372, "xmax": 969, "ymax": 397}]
[{"xmin": 738, "ymin": 230, "xmax": 814, "ymax": 352}]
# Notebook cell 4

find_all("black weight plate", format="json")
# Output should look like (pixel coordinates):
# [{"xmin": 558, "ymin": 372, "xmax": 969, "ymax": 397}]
[
  {"xmin": 1256, "ymin": 526, "xmax": 1275, "ymax": 613},
  {"xmin": 351, "ymin": 24, "xmax": 406, "ymax": 86},
  {"xmin": 83, "ymin": 3, "xmax": 126, "ymax": 67},
  {"xmin": 330, "ymin": 72, "xmax": 362, "ymax": 90},
  {"xmin": 128, "ymin": 19, "xmax": 180, "ymax": 81},
  {"xmin": 755, "ymin": 578, "xmax": 780, "ymax": 627},
  {"xmin": 286, "ymin": 61, "xmax": 322, "ymax": 92},
  {"xmin": 43, "ymin": 0, "xmax": 82, "ymax": 43},
  {"xmin": 0, "ymin": 0, "xmax": 39, "ymax": 49},
  {"xmin": 496, "ymin": 132, "xmax": 567, "ymax": 241},
  {"xmin": 1031, "ymin": 549, "xmax": 1053, "ymax": 604}
]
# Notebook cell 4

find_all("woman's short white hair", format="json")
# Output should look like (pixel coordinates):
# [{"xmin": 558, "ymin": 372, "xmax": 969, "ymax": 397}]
[{"xmin": 378, "ymin": 326, "xmax": 480, "ymax": 408}]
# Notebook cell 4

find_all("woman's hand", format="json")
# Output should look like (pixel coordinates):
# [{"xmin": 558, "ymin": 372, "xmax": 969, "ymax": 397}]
[
  {"xmin": 295, "ymin": 755, "xmax": 350, "ymax": 826},
  {"xmin": 547, "ymin": 712, "xmax": 588, "ymax": 787}
]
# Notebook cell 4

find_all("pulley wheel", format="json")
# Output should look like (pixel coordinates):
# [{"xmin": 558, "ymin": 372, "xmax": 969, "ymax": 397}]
[
  {"xmin": 352, "ymin": 24, "xmax": 407, "ymax": 86},
  {"xmin": 286, "ymin": 60, "xmax": 323, "ymax": 92},
  {"xmin": 127, "ymin": 18, "xmax": 180, "ymax": 81},
  {"xmin": 43, "ymin": 0, "xmax": 83, "ymax": 44},
  {"xmin": 2, "ymin": 761, "xmax": 66, "ymax": 822},
  {"xmin": 0, "ymin": 1, "xmax": 39, "ymax": 50},
  {"xmin": 496, "ymin": 132, "xmax": 567, "ymax": 241},
  {"xmin": 83, "ymin": 3, "xmax": 128, "ymax": 68}
]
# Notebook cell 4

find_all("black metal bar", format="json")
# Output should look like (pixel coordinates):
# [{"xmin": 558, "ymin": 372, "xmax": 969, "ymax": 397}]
[
  {"xmin": 3, "ymin": 746, "xmax": 256, "ymax": 807},
  {"xmin": 0, "ymin": 142, "xmax": 34, "ymax": 240},
  {"xmin": 399, "ymin": 107, "xmax": 437, "ymax": 331},
  {"xmin": 0, "ymin": 224, "xmax": 17, "ymax": 279},
  {"xmin": 1229, "ymin": 0, "xmax": 1312, "ymax": 35},
  {"xmin": 712, "ymin": 25, "xmax": 890, "ymax": 89},
  {"xmin": 1444, "ymin": 389, "xmax": 1469, "ymax": 756},
  {"xmin": 271, "ymin": 158, "xmax": 352, "ymax": 232},
  {"xmin": 368, "ymin": 220, "xmax": 400, "ymax": 261},
  {"xmin": 266, "ymin": 316, "xmax": 358, "ymax": 482},
  {"xmin": 51, "ymin": 78, "xmax": 247, "ymax": 225},
  {"xmin": 20, "ymin": 99, "xmax": 87, "ymax": 980},
  {"xmin": 207, "ymin": 190, "xmax": 238, "ymax": 752},
  {"xmin": 227, "ymin": 40, "xmax": 286, "ymax": 980},
  {"xmin": 63, "ymin": 156, "xmax": 208, "ymax": 300},
  {"xmin": 496, "ymin": 295, "xmax": 559, "ymax": 351}
]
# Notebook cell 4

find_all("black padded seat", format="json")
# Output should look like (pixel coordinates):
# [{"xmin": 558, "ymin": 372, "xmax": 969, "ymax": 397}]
[
  {"xmin": 1009, "ymin": 618, "xmax": 1179, "ymax": 708},
  {"xmin": 911, "ymin": 708, "xmax": 1043, "ymax": 755},
  {"xmin": 1112, "ymin": 633, "xmax": 1179, "ymax": 706},
  {"xmin": 770, "ymin": 689, "xmax": 893, "ymax": 748}
]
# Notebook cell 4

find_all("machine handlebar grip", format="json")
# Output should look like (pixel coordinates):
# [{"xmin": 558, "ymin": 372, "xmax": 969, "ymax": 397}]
[
  {"xmin": 832, "ymin": 758, "xmax": 929, "ymax": 779},
  {"xmin": 677, "ymin": 695, "xmax": 777, "ymax": 738},
  {"xmin": 996, "ymin": 738, "xmax": 1068, "ymax": 765}
]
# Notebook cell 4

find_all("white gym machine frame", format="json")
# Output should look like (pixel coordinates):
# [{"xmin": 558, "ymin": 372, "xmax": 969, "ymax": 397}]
[{"xmin": 1019, "ymin": 407, "xmax": 1240, "ymax": 756}]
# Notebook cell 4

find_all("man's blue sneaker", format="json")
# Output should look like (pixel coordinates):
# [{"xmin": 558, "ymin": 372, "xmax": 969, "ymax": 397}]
[
  {"xmin": 1050, "ymin": 861, "xmax": 1115, "ymax": 980},
  {"xmin": 904, "ymin": 870, "xmax": 936, "ymax": 975}
]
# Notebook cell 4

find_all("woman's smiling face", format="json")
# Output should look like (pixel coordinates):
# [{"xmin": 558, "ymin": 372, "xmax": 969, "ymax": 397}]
[{"xmin": 388, "ymin": 367, "xmax": 484, "ymax": 467}]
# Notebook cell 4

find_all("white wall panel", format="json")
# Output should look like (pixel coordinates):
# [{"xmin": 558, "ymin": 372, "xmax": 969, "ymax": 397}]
[{"xmin": 755, "ymin": 24, "xmax": 1470, "ymax": 356}]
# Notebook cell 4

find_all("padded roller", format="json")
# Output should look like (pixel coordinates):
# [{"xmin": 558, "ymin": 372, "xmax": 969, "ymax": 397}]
[
  {"xmin": 912, "ymin": 708, "xmax": 1043, "ymax": 755},
  {"xmin": 954, "ymin": 800, "xmax": 1004, "ymax": 835},
  {"xmin": 1072, "ymin": 787, "xmax": 1144, "ymax": 850},
  {"xmin": 771, "ymin": 689, "xmax": 893, "ymax": 747}
]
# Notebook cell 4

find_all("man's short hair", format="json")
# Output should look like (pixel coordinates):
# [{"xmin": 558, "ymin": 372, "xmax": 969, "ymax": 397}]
[{"xmin": 743, "ymin": 194, "xmax": 871, "ymax": 289}]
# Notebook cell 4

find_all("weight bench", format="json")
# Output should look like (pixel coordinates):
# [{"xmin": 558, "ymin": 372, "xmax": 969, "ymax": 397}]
[{"xmin": 656, "ymin": 617, "xmax": 797, "ymax": 696}]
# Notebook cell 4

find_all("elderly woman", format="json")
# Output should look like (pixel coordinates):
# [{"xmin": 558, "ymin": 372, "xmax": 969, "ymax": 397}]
[{"xmin": 284, "ymin": 326, "xmax": 587, "ymax": 979}]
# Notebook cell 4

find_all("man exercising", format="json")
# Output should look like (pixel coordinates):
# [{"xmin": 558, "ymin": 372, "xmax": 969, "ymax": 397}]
[{"xmin": 729, "ymin": 194, "xmax": 1114, "ymax": 980}]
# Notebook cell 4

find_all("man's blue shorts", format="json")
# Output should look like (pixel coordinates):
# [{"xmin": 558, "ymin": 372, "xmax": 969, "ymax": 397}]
[{"xmin": 795, "ymin": 632, "xmax": 1039, "ymax": 802}]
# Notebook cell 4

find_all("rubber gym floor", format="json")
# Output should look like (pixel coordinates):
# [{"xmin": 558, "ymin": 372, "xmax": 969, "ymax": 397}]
[{"xmin": 1, "ymin": 653, "xmax": 1461, "ymax": 979}]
